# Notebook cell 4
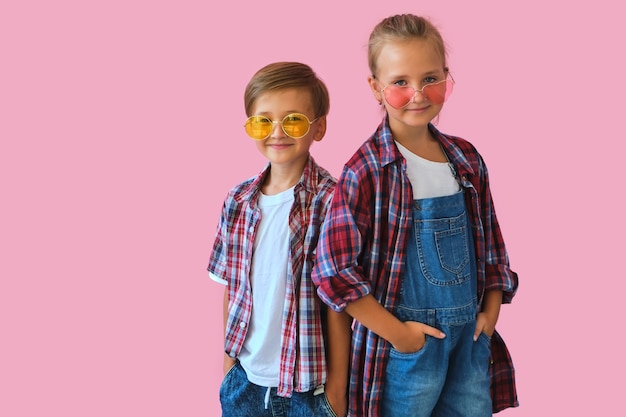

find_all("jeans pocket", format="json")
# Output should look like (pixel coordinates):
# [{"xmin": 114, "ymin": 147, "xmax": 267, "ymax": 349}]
[
  {"xmin": 476, "ymin": 332, "xmax": 491, "ymax": 349},
  {"xmin": 219, "ymin": 361, "xmax": 239, "ymax": 393},
  {"xmin": 474, "ymin": 332, "xmax": 492, "ymax": 372},
  {"xmin": 319, "ymin": 393, "xmax": 339, "ymax": 417},
  {"xmin": 389, "ymin": 335, "xmax": 429, "ymax": 359}
]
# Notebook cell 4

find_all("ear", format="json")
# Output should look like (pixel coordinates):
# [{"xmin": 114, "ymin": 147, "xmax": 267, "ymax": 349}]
[
  {"xmin": 368, "ymin": 75, "xmax": 382, "ymax": 104},
  {"xmin": 313, "ymin": 116, "xmax": 326, "ymax": 142}
]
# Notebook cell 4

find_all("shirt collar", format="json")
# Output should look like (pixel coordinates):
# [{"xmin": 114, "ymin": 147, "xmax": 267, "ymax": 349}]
[
  {"xmin": 433, "ymin": 126, "xmax": 475, "ymax": 178},
  {"xmin": 235, "ymin": 154, "xmax": 320, "ymax": 203},
  {"xmin": 375, "ymin": 116, "xmax": 475, "ymax": 178}
]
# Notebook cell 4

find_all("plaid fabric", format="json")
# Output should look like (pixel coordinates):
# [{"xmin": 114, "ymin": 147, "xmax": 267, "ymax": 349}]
[
  {"xmin": 312, "ymin": 117, "xmax": 519, "ymax": 416},
  {"xmin": 208, "ymin": 156, "xmax": 336, "ymax": 397}
]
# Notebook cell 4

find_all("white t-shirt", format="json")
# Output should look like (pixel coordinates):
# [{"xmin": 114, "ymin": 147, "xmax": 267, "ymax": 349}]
[
  {"xmin": 395, "ymin": 141, "xmax": 460, "ymax": 199},
  {"xmin": 211, "ymin": 186, "xmax": 294, "ymax": 388}
]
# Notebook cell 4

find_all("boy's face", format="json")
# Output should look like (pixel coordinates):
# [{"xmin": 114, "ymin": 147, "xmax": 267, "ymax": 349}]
[{"xmin": 250, "ymin": 88, "xmax": 325, "ymax": 171}]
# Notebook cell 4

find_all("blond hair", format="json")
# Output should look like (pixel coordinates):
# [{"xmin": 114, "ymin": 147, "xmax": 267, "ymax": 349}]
[{"xmin": 368, "ymin": 14, "xmax": 448, "ymax": 77}]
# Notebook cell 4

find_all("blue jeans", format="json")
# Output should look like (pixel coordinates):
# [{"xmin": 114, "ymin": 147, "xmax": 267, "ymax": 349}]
[
  {"xmin": 382, "ymin": 192, "xmax": 491, "ymax": 417},
  {"xmin": 219, "ymin": 362, "xmax": 336, "ymax": 417}
]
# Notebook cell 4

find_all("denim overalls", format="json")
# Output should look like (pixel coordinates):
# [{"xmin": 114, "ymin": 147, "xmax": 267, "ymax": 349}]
[{"xmin": 382, "ymin": 191, "xmax": 492, "ymax": 417}]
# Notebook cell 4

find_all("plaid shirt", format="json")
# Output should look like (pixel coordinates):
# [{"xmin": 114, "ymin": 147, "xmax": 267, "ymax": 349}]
[
  {"xmin": 207, "ymin": 156, "xmax": 336, "ymax": 397},
  {"xmin": 312, "ymin": 118, "xmax": 519, "ymax": 416}
]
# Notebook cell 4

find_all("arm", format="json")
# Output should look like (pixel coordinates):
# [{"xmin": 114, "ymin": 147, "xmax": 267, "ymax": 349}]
[
  {"xmin": 314, "ymin": 167, "xmax": 444, "ymax": 353},
  {"xmin": 222, "ymin": 287, "xmax": 236, "ymax": 374},
  {"xmin": 345, "ymin": 295, "xmax": 445, "ymax": 353},
  {"xmin": 207, "ymin": 193, "xmax": 239, "ymax": 374},
  {"xmin": 324, "ymin": 309, "xmax": 352, "ymax": 417},
  {"xmin": 472, "ymin": 153, "xmax": 516, "ymax": 339},
  {"xmin": 477, "ymin": 155, "xmax": 518, "ymax": 303}
]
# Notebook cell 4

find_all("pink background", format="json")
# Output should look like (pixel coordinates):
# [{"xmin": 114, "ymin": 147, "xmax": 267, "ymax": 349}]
[{"xmin": 2, "ymin": 0, "xmax": 624, "ymax": 415}]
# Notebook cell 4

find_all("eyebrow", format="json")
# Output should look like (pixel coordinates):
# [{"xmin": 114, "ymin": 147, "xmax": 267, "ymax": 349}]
[
  {"xmin": 254, "ymin": 110, "xmax": 305, "ymax": 116},
  {"xmin": 388, "ymin": 69, "xmax": 444, "ymax": 79}
]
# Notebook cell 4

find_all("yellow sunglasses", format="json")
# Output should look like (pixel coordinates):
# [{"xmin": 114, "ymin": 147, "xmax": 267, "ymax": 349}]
[{"xmin": 244, "ymin": 113, "xmax": 318, "ymax": 140}]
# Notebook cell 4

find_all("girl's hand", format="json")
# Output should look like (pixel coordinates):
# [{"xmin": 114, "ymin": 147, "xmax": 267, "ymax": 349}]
[
  {"xmin": 392, "ymin": 321, "xmax": 445, "ymax": 353},
  {"xmin": 474, "ymin": 290, "xmax": 502, "ymax": 341},
  {"xmin": 473, "ymin": 312, "xmax": 496, "ymax": 341}
]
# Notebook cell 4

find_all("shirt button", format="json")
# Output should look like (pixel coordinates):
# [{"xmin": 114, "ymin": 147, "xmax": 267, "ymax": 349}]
[{"xmin": 239, "ymin": 322, "xmax": 246, "ymax": 328}]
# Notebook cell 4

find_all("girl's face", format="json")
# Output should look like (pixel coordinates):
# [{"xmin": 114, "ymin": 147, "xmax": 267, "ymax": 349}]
[
  {"xmin": 250, "ymin": 88, "xmax": 325, "ymax": 170},
  {"xmin": 369, "ymin": 38, "xmax": 448, "ymax": 132}
]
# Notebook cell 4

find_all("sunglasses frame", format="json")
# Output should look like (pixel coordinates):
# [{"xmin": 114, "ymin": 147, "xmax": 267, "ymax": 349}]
[
  {"xmin": 244, "ymin": 113, "xmax": 318, "ymax": 141},
  {"xmin": 380, "ymin": 75, "xmax": 455, "ymax": 109}
]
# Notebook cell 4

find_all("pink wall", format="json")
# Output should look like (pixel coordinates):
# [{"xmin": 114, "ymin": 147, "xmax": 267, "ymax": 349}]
[{"xmin": 2, "ymin": 0, "xmax": 625, "ymax": 415}]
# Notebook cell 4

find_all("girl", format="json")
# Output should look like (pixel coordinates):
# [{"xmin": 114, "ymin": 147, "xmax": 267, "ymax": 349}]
[{"xmin": 312, "ymin": 14, "xmax": 518, "ymax": 417}]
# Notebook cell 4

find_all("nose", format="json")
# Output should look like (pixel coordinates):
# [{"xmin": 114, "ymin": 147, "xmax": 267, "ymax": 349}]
[
  {"xmin": 269, "ymin": 121, "xmax": 285, "ymax": 138},
  {"xmin": 410, "ymin": 88, "xmax": 426, "ymax": 104}
]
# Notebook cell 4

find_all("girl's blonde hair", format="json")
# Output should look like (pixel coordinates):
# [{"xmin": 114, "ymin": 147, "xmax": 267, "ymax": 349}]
[
  {"xmin": 368, "ymin": 14, "xmax": 448, "ymax": 78},
  {"xmin": 244, "ymin": 62, "xmax": 330, "ymax": 118}
]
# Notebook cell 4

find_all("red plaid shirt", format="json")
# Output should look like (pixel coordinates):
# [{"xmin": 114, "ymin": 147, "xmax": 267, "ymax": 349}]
[
  {"xmin": 312, "ymin": 118, "xmax": 519, "ymax": 416},
  {"xmin": 208, "ymin": 156, "xmax": 336, "ymax": 397}
]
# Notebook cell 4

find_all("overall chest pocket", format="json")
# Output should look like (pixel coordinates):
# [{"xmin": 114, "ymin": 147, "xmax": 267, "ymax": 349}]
[{"xmin": 414, "ymin": 212, "xmax": 470, "ymax": 286}]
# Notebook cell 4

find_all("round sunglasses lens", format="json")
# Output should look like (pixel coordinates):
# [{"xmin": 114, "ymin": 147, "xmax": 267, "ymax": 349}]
[
  {"xmin": 423, "ymin": 80, "xmax": 453, "ymax": 105},
  {"xmin": 384, "ymin": 86, "xmax": 415, "ymax": 109},
  {"xmin": 282, "ymin": 114, "xmax": 310, "ymax": 138},
  {"xmin": 245, "ymin": 116, "xmax": 272, "ymax": 140}
]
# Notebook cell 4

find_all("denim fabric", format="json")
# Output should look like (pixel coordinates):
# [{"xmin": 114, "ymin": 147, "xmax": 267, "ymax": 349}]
[
  {"xmin": 382, "ymin": 192, "xmax": 491, "ymax": 417},
  {"xmin": 399, "ymin": 191, "xmax": 477, "ymax": 308},
  {"xmin": 220, "ymin": 362, "xmax": 336, "ymax": 417}
]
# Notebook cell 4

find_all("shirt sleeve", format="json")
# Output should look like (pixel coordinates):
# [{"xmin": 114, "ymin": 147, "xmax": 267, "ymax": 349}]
[
  {"xmin": 207, "ymin": 197, "xmax": 231, "ymax": 285},
  {"xmin": 209, "ymin": 271, "xmax": 227, "ymax": 285},
  {"xmin": 478, "ymin": 156, "xmax": 518, "ymax": 303},
  {"xmin": 312, "ymin": 166, "xmax": 373, "ymax": 312}
]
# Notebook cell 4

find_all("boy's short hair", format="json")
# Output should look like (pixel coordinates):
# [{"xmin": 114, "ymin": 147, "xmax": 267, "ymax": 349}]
[{"xmin": 244, "ymin": 62, "xmax": 330, "ymax": 119}]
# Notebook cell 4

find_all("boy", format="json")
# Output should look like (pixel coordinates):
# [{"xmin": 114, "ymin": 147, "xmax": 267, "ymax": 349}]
[{"xmin": 207, "ymin": 62, "xmax": 348, "ymax": 417}]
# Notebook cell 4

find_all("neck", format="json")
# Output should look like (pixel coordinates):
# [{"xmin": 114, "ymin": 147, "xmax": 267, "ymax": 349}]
[
  {"xmin": 392, "ymin": 124, "xmax": 447, "ymax": 163},
  {"xmin": 392, "ymin": 123, "xmax": 432, "ymax": 147},
  {"xmin": 261, "ymin": 160, "xmax": 306, "ymax": 195}
]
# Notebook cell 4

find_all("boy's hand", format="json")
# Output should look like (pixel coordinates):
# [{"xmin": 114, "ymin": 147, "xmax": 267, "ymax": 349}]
[
  {"xmin": 324, "ymin": 308, "xmax": 351, "ymax": 417},
  {"xmin": 324, "ymin": 383, "xmax": 347, "ymax": 417},
  {"xmin": 392, "ymin": 321, "xmax": 445, "ymax": 353},
  {"xmin": 223, "ymin": 355, "xmax": 236, "ymax": 375}
]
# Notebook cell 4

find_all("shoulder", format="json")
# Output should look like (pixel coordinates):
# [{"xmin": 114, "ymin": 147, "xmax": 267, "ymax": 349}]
[
  {"xmin": 312, "ymin": 160, "xmax": 337, "ymax": 187},
  {"xmin": 221, "ymin": 167, "xmax": 266, "ymax": 207},
  {"xmin": 224, "ymin": 177, "xmax": 254, "ymax": 202},
  {"xmin": 344, "ymin": 136, "xmax": 383, "ymax": 178},
  {"xmin": 307, "ymin": 159, "xmax": 337, "ymax": 204},
  {"xmin": 438, "ymin": 130, "xmax": 486, "ymax": 174},
  {"xmin": 441, "ymin": 131, "xmax": 480, "ymax": 155}
]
